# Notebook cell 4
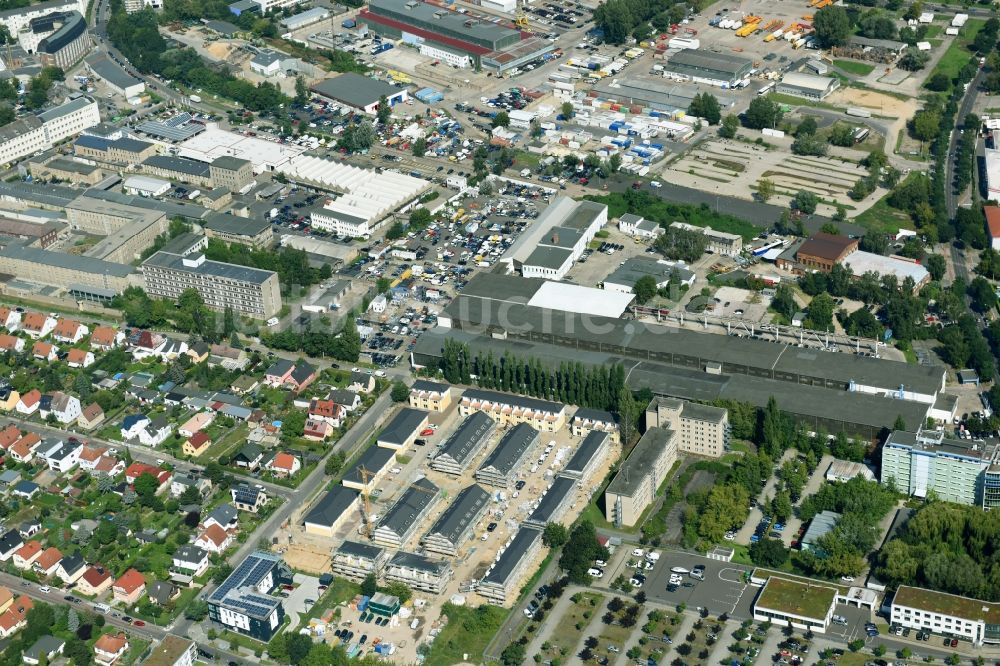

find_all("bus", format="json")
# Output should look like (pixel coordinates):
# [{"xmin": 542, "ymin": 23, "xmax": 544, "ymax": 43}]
[
  {"xmin": 757, "ymin": 82, "xmax": 775, "ymax": 96},
  {"xmin": 93, "ymin": 603, "xmax": 110, "ymax": 614},
  {"xmin": 852, "ymin": 127, "xmax": 870, "ymax": 143}
]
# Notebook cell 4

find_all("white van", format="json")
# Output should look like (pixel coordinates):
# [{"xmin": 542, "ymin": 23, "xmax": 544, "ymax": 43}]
[{"xmin": 93, "ymin": 603, "xmax": 111, "ymax": 614}]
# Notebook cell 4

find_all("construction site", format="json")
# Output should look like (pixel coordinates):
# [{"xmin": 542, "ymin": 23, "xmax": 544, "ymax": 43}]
[{"xmin": 274, "ymin": 387, "xmax": 619, "ymax": 661}]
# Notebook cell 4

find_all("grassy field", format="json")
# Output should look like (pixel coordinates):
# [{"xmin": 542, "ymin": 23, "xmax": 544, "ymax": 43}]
[
  {"xmin": 424, "ymin": 604, "xmax": 508, "ymax": 666},
  {"xmin": 538, "ymin": 592, "xmax": 604, "ymax": 660},
  {"xmin": 927, "ymin": 18, "xmax": 985, "ymax": 87},
  {"xmin": 833, "ymin": 60, "xmax": 875, "ymax": 76},
  {"xmin": 851, "ymin": 187, "xmax": 913, "ymax": 235}
]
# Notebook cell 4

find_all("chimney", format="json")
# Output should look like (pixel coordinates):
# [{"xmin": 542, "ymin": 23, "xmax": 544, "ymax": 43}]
[{"xmin": 550, "ymin": 232, "xmax": 558, "ymax": 244}]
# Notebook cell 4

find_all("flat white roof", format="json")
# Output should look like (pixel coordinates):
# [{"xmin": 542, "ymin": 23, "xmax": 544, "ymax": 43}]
[
  {"xmin": 986, "ymin": 149, "xmax": 1000, "ymax": 194},
  {"xmin": 177, "ymin": 124, "xmax": 306, "ymax": 173},
  {"xmin": 280, "ymin": 155, "xmax": 430, "ymax": 226},
  {"xmin": 842, "ymin": 251, "xmax": 929, "ymax": 285},
  {"xmin": 123, "ymin": 175, "xmax": 170, "ymax": 190},
  {"xmin": 527, "ymin": 281, "xmax": 633, "ymax": 318}
]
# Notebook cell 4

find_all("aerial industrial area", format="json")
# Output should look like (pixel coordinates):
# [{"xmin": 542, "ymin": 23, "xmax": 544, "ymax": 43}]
[{"xmin": 0, "ymin": 0, "xmax": 997, "ymax": 663}]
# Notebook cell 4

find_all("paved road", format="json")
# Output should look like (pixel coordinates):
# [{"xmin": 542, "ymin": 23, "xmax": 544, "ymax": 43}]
[{"xmin": 945, "ymin": 68, "xmax": 984, "ymax": 221}]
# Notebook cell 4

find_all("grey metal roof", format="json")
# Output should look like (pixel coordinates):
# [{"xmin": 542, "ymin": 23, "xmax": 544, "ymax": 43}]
[
  {"xmin": 85, "ymin": 54, "xmax": 142, "ymax": 91},
  {"xmin": 0, "ymin": 243, "xmax": 135, "ymax": 278},
  {"xmin": 411, "ymin": 379, "xmax": 450, "ymax": 393},
  {"xmin": 523, "ymin": 245, "xmax": 571, "ymax": 270},
  {"xmin": 369, "ymin": 0, "xmax": 519, "ymax": 45},
  {"xmin": 573, "ymin": 408, "xmax": 615, "ymax": 425},
  {"xmin": 481, "ymin": 525, "xmax": 542, "ymax": 585},
  {"xmin": 562, "ymin": 430, "xmax": 608, "ymax": 476},
  {"xmin": 142, "ymin": 251, "xmax": 276, "ymax": 285},
  {"xmin": 463, "ymin": 388, "xmax": 564, "ymax": 415},
  {"xmin": 0, "ymin": 181, "xmax": 77, "ymax": 207},
  {"xmin": 667, "ymin": 49, "xmax": 753, "ymax": 77},
  {"xmin": 479, "ymin": 422, "xmax": 538, "ymax": 476},
  {"xmin": 443, "ymin": 275, "xmax": 944, "ymax": 395},
  {"xmin": 144, "ymin": 155, "xmax": 211, "ymax": 178},
  {"xmin": 526, "ymin": 474, "xmax": 576, "ymax": 525},
  {"xmin": 606, "ymin": 427, "xmax": 674, "ymax": 498},
  {"xmin": 134, "ymin": 113, "xmax": 205, "ymax": 142},
  {"xmin": 252, "ymin": 50, "xmax": 283, "ymax": 67},
  {"xmin": 0, "ymin": 0, "xmax": 73, "ymax": 18},
  {"xmin": 304, "ymin": 486, "xmax": 360, "ymax": 526},
  {"xmin": 37, "ymin": 11, "xmax": 86, "ymax": 55},
  {"xmin": 377, "ymin": 477, "xmax": 439, "ymax": 536},
  {"xmin": 604, "ymin": 257, "xmax": 695, "ymax": 288},
  {"xmin": 335, "ymin": 540, "xmax": 384, "ymax": 560},
  {"xmin": 204, "ymin": 212, "xmax": 270, "ymax": 237},
  {"xmin": 378, "ymin": 407, "xmax": 427, "ymax": 446},
  {"xmin": 801, "ymin": 510, "xmax": 840, "ymax": 545},
  {"xmin": 311, "ymin": 73, "xmax": 404, "ymax": 109},
  {"xmin": 343, "ymin": 445, "xmax": 395, "ymax": 486},
  {"xmin": 389, "ymin": 550, "xmax": 450, "ymax": 574},
  {"xmin": 212, "ymin": 155, "xmax": 251, "ymax": 171},
  {"xmin": 423, "ymin": 484, "xmax": 490, "ymax": 545},
  {"xmin": 435, "ymin": 411, "xmax": 495, "ymax": 467},
  {"xmin": 37, "ymin": 96, "xmax": 94, "ymax": 123}
]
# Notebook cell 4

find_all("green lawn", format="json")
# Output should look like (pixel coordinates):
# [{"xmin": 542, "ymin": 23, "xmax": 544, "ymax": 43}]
[
  {"xmin": 539, "ymin": 592, "xmax": 604, "ymax": 660},
  {"xmin": 851, "ymin": 181, "xmax": 915, "ymax": 235},
  {"xmin": 423, "ymin": 604, "xmax": 509, "ymax": 666},
  {"xmin": 833, "ymin": 60, "xmax": 875, "ymax": 76},
  {"xmin": 926, "ymin": 18, "xmax": 985, "ymax": 88}
]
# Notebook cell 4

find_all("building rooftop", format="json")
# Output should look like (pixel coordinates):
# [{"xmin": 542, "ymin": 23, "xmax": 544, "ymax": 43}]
[
  {"xmin": 335, "ymin": 540, "xmax": 385, "ymax": 561},
  {"xmin": 144, "ymin": 155, "xmax": 211, "ymax": 178},
  {"xmin": 311, "ymin": 73, "xmax": 405, "ymax": 109},
  {"xmin": 562, "ymin": 430, "xmax": 609, "ymax": 476},
  {"xmin": 304, "ymin": 486, "xmax": 359, "ymax": 527},
  {"xmin": 755, "ymin": 576, "xmax": 838, "ymax": 620},
  {"xmin": 606, "ymin": 427, "xmax": 674, "ymax": 498},
  {"xmin": 884, "ymin": 429, "xmax": 995, "ymax": 462},
  {"xmin": 893, "ymin": 585, "xmax": 1000, "ymax": 624},
  {"xmin": 435, "ymin": 411, "xmax": 495, "ymax": 468},
  {"xmin": 85, "ymin": 54, "xmax": 142, "ymax": 92},
  {"xmin": 481, "ymin": 525, "xmax": 542, "ymax": 586},
  {"xmin": 423, "ymin": 484, "xmax": 490, "ymax": 546},
  {"xmin": 203, "ymin": 212, "xmax": 270, "ymax": 238},
  {"xmin": 526, "ymin": 474, "xmax": 576, "ymax": 525},
  {"xmin": 342, "ymin": 445, "xmax": 395, "ymax": 486},
  {"xmin": 604, "ymin": 257, "xmax": 695, "ymax": 289},
  {"xmin": 801, "ymin": 510, "xmax": 840, "ymax": 546},
  {"xmin": 142, "ymin": 635, "xmax": 195, "ymax": 666},
  {"xmin": 841, "ymin": 251, "xmax": 930, "ymax": 286},
  {"xmin": 667, "ymin": 48, "xmax": 752, "ymax": 77},
  {"xmin": 780, "ymin": 71, "xmax": 838, "ymax": 92},
  {"xmin": 389, "ymin": 550, "xmax": 450, "ymax": 575},
  {"xmin": 378, "ymin": 477, "xmax": 439, "ymax": 537},
  {"xmin": 0, "ymin": 243, "xmax": 135, "ymax": 278},
  {"xmin": 378, "ymin": 408, "xmax": 427, "ymax": 446},
  {"xmin": 526, "ymin": 281, "xmax": 633, "ymax": 319},
  {"xmin": 462, "ymin": 387, "xmax": 565, "ymax": 415},
  {"xmin": 478, "ymin": 423, "xmax": 538, "ymax": 477},
  {"xmin": 796, "ymin": 233, "xmax": 858, "ymax": 262},
  {"xmin": 142, "ymin": 251, "xmax": 276, "ymax": 285}
]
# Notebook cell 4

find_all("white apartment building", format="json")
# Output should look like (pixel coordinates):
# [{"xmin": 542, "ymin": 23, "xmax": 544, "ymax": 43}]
[
  {"xmin": 0, "ymin": 0, "xmax": 84, "ymax": 35},
  {"xmin": 669, "ymin": 221, "xmax": 743, "ymax": 257},
  {"xmin": 419, "ymin": 43, "xmax": 472, "ymax": 68},
  {"xmin": 0, "ymin": 96, "xmax": 99, "ymax": 166},
  {"xmin": 644, "ymin": 397, "xmax": 730, "ymax": 458},
  {"xmin": 891, "ymin": 585, "xmax": 1000, "ymax": 646},
  {"xmin": 141, "ymin": 251, "xmax": 282, "ymax": 319},
  {"xmin": 604, "ymin": 427, "xmax": 677, "ymax": 526},
  {"xmin": 123, "ymin": 0, "xmax": 162, "ymax": 12}
]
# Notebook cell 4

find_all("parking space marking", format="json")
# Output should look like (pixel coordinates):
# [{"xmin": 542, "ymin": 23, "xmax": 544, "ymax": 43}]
[{"xmin": 718, "ymin": 567, "xmax": 745, "ymax": 584}]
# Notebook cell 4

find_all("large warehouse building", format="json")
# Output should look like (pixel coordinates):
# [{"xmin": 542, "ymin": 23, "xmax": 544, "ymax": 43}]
[
  {"xmin": 359, "ymin": 0, "xmax": 552, "ymax": 72},
  {"xmin": 310, "ymin": 73, "xmax": 408, "ymax": 115},
  {"xmin": 664, "ymin": 49, "xmax": 753, "ymax": 87},
  {"xmin": 282, "ymin": 156, "xmax": 430, "ymax": 238},
  {"xmin": 776, "ymin": 72, "xmax": 840, "ymax": 100},
  {"xmin": 414, "ymin": 273, "xmax": 948, "ymax": 438}
]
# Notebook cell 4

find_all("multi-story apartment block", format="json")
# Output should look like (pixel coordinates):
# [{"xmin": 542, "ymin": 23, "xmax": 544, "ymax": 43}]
[
  {"xmin": 475, "ymin": 423, "xmax": 539, "ymax": 488},
  {"xmin": 644, "ymin": 397, "xmax": 730, "ymax": 458},
  {"xmin": 0, "ymin": 0, "xmax": 85, "ymax": 36},
  {"xmin": 207, "ymin": 551, "xmax": 285, "ymax": 641},
  {"xmin": 881, "ymin": 429, "xmax": 997, "ymax": 506},
  {"xmin": 421, "ymin": 484, "xmax": 490, "ymax": 557},
  {"xmin": 409, "ymin": 380, "xmax": 453, "ymax": 412},
  {"xmin": 459, "ymin": 388, "xmax": 567, "ymax": 432},
  {"xmin": 208, "ymin": 156, "xmax": 253, "ymax": 191},
  {"xmin": 384, "ymin": 551, "xmax": 452, "ymax": 595},
  {"xmin": 891, "ymin": 585, "xmax": 1000, "ymax": 646},
  {"xmin": 331, "ymin": 541, "xmax": 388, "ymax": 582},
  {"xmin": 0, "ymin": 97, "xmax": 100, "ymax": 166},
  {"xmin": 141, "ymin": 251, "xmax": 282, "ymax": 319},
  {"xmin": 604, "ymin": 427, "xmax": 677, "ymax": 527},
  {"xmin": 477, "ymin": 526, "xmax": 544, "ymax": 605}
]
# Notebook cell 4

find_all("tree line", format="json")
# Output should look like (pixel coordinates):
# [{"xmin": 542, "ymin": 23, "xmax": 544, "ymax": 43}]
[
  {"xmin": 203, "ymin": 239, "xmax": 331, "ymax": 290},
  {"xmin": 439, "ymin": 339, "xmax": 630, "ymax": 413}
]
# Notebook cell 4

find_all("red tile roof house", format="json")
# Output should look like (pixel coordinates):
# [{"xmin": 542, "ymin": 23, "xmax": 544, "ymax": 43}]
[
  {"xmin": 15, "ymin": 390, "xmax": 41, "ymax": 416},
  {"xmin": 112, "ymin": 569, "xmax": 146, "ymax": 605},
  {"xmin": 66, "ymin": 348, "xmax": 95, "ymax": 368},
  {"xmin": 9, "ymin": 433, "xmax": 41, "ymax": 463},
  {"xmin": 194, "ymin": 524, "xmax": 234, "ymax": 555},
  {"xmin": 124, "ymin": 463, "xmax": 171, "ymax": 493},
  {"xmin": 94, "ymin": 632, "xmax": 129, "ymax": 666},
  {"xmin": 0, "ymin": 335, "xmax": 23, "ymax": 353},
  {"xmin": 90, "ymin": 326, "xmax": 123, "ymax": 350},
  {"xmin": 308, "ymin": 399, "xmax": 344, "ymax": 427},
  {"xmin": 77, "ymin": 566, "xmax": 113, "ymax": 596},
  {"xmin": 12, "ymin": 541, "xmax": 42, "ymax": 570},
  {"xmin": 32, "ymin": 547, "xmax": 62, "ymax": 577},
  {"xmin": 52, "ymin": 319, "xmax": 89, "ymax": 344},
  {"xmin": 0, "ymin": 307, "xmax": 21, "ymax": 332},
  {"xmin": 31, "ymin": 341, "xmax": 57, "ymax": 362},
  {"xmin": 19, "ymin": 313, "xmax": 55, "ymax": 339},
  {"xmin": 0, "ymin": 424, "xmax": 20, "ymax": 451},
  {"xmin": 266, "ymin": 452, "xmax": 301, "ymax": 478},
  {"xmin": 0, "ymin": 595, "xmax": 32, "ymax": 638}
]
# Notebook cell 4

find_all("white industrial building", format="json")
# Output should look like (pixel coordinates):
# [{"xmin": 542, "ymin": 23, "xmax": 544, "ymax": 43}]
[
  {"xmin": 124, "ymin": 175, "xmax": 171, "ymax": 197},
  {"xmin": 280, "ymin": 7, "xmax": 330, "ymax": 31},
  {"xmin": 841, "ymin": 251, "xmax": 930, "ymax": 290},
  {"xmin": 280, "ymin": 156, "xmax": 430, "ymax": 237},
  {"xmin": 776, "ymin": 72, "xmax": 840, "ymax": 100},
  {"xmin": 0, "ymin": 96, "xmax": 100, "ymax": 166},
  {"xmin": 501, "ymin": 196, "xmax": 607, "ymax": 280},
  {"xmin": 987, "ymin": 149, "xmax": 1000, "ymax": 202},
  {"xmin": 177, "ymin": 125, "xmax": 306, "ymax": 174}
]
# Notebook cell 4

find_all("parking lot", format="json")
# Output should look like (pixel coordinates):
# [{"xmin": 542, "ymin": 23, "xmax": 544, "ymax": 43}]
[
  {"xmin": 285, "ymin": 573, "xmax": 323, "ymax": 631},
  {"xmin": 641, "ymin": 551, "xmax": 756, "ymax": 620}
]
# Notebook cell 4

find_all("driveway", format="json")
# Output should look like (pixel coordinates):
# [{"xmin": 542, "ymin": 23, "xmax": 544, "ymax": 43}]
[{"xmin": 284, "ymin": 574, "xmax": 322, "ymax": 632}]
